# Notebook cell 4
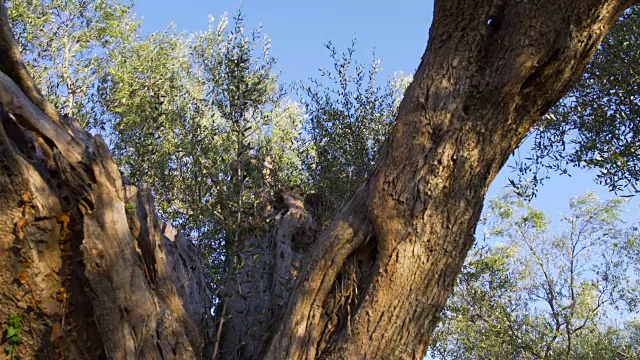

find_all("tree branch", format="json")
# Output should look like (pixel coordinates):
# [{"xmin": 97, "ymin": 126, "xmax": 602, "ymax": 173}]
[{"xmin": 0, "ymin": 2, "xmax": 60, "ymax": 123}]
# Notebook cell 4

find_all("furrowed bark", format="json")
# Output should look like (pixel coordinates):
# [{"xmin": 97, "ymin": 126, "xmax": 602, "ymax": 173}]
[
  {"xmin": 265, "ymin": 1, "xmax": 638, "ymax": 359},
  {"xmin": 2, "ymin": 0, "xmax": 637, "ymax": 359},
  {"xmin": 217, "ymin": 188, "xmax": 319, "ymax": 359},
  {"xmin": 0, "ymin": 3, "xmax": 213, "ymax": 358}
]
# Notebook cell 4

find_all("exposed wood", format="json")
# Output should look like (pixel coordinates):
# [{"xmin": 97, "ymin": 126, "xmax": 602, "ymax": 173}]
[
  {"xmin": 0, "ymin": 70, "xmax": 85, "ymax": 164},
  {"xmin": 0, "ymin": 3, "xmax": 59, "ymax": 123}
]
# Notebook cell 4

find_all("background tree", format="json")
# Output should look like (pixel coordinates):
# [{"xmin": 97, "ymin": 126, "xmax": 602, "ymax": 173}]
[
  {"xmin": 301, "ymin": 41, "xmax": 410, "ymax": 222},
  {"xmin": 430, "ymin": 191, "xmax": 639, "ymax": 359},
  {"xmin": 98, "ymin": 24, "xmax": 230, "ymax": 289},
  {"xmin": 7, "ymin": 0, "xmax": 137, "ymax": 129},
  {"xmin": 100, "ymin": 11, "xmax": 306, "ymax": 294}
]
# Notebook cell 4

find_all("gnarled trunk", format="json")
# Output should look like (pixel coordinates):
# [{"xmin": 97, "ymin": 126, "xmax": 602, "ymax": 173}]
[
  {"xmin": 217, "ymin": 188, "xmax": 318, "ymax": 359},
  {"xmin": 261, "ymin": 1, "xmax": 638, "ymax": 359},
  {"xmin": 2, "ymin": 1, "xmax": 638, "ymax": 359},
  {"xmin": 0, "ymin": 3, "xmax": 213, "ymax": 358}
]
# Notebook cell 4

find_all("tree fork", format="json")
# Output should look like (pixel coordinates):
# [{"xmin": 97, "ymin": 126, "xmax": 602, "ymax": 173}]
[{"xmin": 1, "ymin": 0, "xmax": 638, "ymax": 359}]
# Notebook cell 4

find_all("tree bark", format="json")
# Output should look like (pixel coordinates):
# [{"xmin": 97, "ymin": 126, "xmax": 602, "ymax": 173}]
[
  {"xmin": 263, "ymin": 1, "xmax": 639, "ymax": 359},
  {"xmin": 2, "ymin": 1, "xmax": 638, "ymax": 359},
  {"xmin": 0, "ymin": 3, "xmax": 213, "ymax": 358},
  {"xmin": 217, "ymin": 188, "xmax": 318, "ymax": 359}
]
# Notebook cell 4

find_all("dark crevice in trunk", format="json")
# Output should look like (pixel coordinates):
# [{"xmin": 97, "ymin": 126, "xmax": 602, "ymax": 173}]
[
  {"xmin": 316, "ymin": 233, "xmax": 378, "ymax": 356},
  {"xmin": 1, "ymin": 107, "xmax": 107, "ymax": 358},
  {"xmin": 65, "ymin": 208, "xmax": 107, "ymax": 359}
]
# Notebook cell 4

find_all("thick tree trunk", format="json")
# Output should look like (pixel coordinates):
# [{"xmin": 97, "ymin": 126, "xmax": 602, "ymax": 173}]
[
  {"xmin": 0, "ymin": 3, "xmax": 213, "ymax": 359},
  {"xmin": 261, "ymin": 1, "xmax": 638, "ymax": 359},
  {"xmin": 2, "ymin": 1, "xmax": 638, "ymax": 359}
]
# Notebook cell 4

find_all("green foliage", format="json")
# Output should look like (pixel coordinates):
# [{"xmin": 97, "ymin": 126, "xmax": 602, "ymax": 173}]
[
  {"xmin": 99, "ymin": 9, "xmax": 305, "ymax": 291},
  {"xmin": 8, "ymin": 0, "xmax": 409, "ymax": 294},
  {"xmin": 100, "ymin": 25, "xmax": 216, "ymax": 223},
  {"xmin": 516, "ymin": 5, "xmax": 640, "ymax": 196},
  {"xmin": 570, "ymin": 320, "xmax": 640, "ymax": 359},
  {"xmin": 301, "ymin": 40, "xmax": 410, "ymax": 220},
  {"xmin": 7, "ymin": 0, "xmax": 138, "ymax": 129},
  {"xmin": 618, "ymin": 220, "xmax": 640, "ymax": 311},
  {"xmin": 430, "ymin": 191, "xmax": 639, "ymax": 359},
  {"xmin": 4, "ymin": 313, "xmax": 23, "ymax": 359}
]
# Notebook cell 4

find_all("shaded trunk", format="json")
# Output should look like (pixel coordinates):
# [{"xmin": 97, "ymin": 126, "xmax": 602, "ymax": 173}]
[
  {"xmin": 0, "ymin": 3, "xmax": 213, "ymax": 359},
  {"xmin": 217, "ymin": 188, "xmax": 318, "ymax": 359}
]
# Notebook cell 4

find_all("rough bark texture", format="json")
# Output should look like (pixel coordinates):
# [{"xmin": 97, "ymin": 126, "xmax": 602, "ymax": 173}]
[
  {"xmin": 0, "ymin": 3, "xmax": 213, "ymax": 358},
  {"xmin": 2, "ymin": 1, "xmax": 638, "ymax": 359},
  {"xmin": 260, "ymin": 1, "xmax": 639, "ymax": 359},
  {"xmin": 218, "ymin": 188, "xmax": 318, "ymax": 359}
]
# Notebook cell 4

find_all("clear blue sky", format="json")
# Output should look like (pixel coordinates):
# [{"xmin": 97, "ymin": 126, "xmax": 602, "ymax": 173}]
[
  {"xmin": 133, "ymin": 0, "xmax": 637, "ymax": 221},
  {"xmin": 134, "ymin": 0, "xmax": 432, "ymax": 84}
]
